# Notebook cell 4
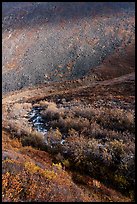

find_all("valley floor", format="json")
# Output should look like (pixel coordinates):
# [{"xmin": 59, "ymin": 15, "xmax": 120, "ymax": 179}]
[{"xmin": 2, "ymin": 72, "xmax": 135, "ymax": 202}]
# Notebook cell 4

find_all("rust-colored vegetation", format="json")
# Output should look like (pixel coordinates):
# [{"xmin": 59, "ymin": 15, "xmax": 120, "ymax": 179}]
[
  {"xmin": 2, "ymin": 73, "xmax": 135, "ymax": 202},
  {"xmin": 2, "ymin": 2, "xmax": 135, "ymax": 202},
  {"xmin": 2, "ymin": 131, "xmax": 91, "ymax": 202}
]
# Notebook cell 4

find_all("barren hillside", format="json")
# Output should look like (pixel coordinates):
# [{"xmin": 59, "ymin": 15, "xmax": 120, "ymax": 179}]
[{"xmin": 2, "ymin": 2, "xmax": 135, "ymax": 93}]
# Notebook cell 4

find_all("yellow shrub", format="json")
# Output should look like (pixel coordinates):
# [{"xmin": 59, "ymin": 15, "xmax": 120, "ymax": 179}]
[
  {"xmin": 52, "ymin": 162, "xmax": 62, "ymax": 170},
  {"xmin": 42, "ymin": 169, "xmax": 57, "ymax": 180},
  {"xmin": 114, "ymin": 174, "xmax": 128, "ymax": 187},
  {"xmin": 62, "ymin": 159, "xmax": 70, "ymax": 168},
  {"xmin": 24, "ymin": 162, "xmax": 40, "ymax": 174}
]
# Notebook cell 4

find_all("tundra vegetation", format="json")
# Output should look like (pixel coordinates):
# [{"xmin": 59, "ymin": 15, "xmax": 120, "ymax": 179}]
[
  {"xmin": 2, "ymin": 2, "xmax": 135, "ymax": 202},
  {"xmin": 3, "ymin": 94, "xmax": 135, "ymax": 202}
]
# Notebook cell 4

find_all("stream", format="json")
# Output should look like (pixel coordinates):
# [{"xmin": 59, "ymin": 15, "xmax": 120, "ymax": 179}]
[{"xmin": 28, "ymin": 106, "xmax": 66, "ymax": 145}]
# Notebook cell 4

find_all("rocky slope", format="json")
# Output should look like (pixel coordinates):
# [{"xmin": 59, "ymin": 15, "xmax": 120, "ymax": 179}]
[{"xmin": 2, "ymin": 2, "xmax": 135, "ymax": 94}]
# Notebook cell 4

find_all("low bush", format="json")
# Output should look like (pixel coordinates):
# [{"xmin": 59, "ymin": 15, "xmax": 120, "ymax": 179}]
[
  {"xmin": 12, "ymin": 98, "xmax": 134, "ymax": 199},
  {"xmin": 21, "ymin": 131, "xmax": 46, "ymax": 150},
  {"xmin": 96, "ymin": 108, "xmax": 135, "ymax": 133}
]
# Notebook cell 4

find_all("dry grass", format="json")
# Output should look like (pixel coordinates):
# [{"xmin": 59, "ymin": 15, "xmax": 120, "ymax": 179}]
[
  {"xmin": 2, "ymin": 130, "xmax": 92, "ymax": 202},
  {"xmin": 2, "ymin": 129, "xmax": 132, "ymax": 202}
]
